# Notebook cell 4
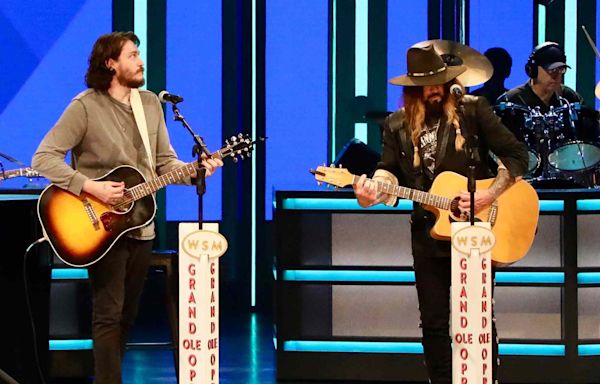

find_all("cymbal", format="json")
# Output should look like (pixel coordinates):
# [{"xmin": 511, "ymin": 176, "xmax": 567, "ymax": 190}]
[
  {"xmin": 595, "ymin": 80, "xmax": 600, "ymax": 99},
  {"xmin": 411, "ymin": 39, "xmax": 493, "ymax": 87}
]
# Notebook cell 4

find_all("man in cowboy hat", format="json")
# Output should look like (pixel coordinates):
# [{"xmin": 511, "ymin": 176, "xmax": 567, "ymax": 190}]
[{"xmin": 353, "ymin": 44, "xmax": 528, "ymax": 384}]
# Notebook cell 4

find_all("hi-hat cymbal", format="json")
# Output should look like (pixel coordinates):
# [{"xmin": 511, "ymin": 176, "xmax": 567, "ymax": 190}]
[
  {"xmin": 595, "ymin": 80, "xmax": 600, "ymax": 100},
  {"xmin": 412, "ymin": 39, "xmax": 493, "ymax": 87}
]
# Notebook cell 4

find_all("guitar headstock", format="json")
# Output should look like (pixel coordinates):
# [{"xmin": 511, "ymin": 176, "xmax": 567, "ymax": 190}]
[
  {"xmin": 220, "ymin": 133, "xmax": 260, "ymax": 163},
  {"xmin": 309, "ymin": 165, "xmax": 354, "ymax": 188}
]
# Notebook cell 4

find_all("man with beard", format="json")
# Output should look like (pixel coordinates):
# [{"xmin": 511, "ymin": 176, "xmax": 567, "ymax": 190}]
[
  {"xmin": 353, "ymin": 45, "xmax": 528, "ymax": 384},
  {"xmin": 32, "ymin": 32, "xmax": 222, "ymax": 383}
]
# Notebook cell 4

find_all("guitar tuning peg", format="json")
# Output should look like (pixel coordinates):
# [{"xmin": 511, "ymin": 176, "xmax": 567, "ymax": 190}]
[
  {"xmin": 317, "ymin": 181, "xmax": 322, "ymax": 186},
  {"xmin": 330, "ymin": 163, "xmax": 335, "ymax": 168},
  {"xmin": 232, "ymin": 157, "xmax": 239, "ymax": 163},
  {"xmin": 247, "ymin": 152, "xmax": 252, "ymax": 157},
  {"xmin": 338, "ymin": 164, "xmax": 342, "ymax": 168},
  {"xmin": 240, "ymin": 154, "xmax": 245, "ymax": 160},
  {"xmin": 238, "ymin": 133, "xmax": 243, "ymax": 138}
]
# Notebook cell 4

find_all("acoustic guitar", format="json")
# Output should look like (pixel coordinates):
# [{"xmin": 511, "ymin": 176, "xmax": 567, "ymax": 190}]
[
  {"xmin": 38, "ymin": 134, "xmax": 254, "ymax": 267},
  {"xmin": 311, "ymin": 166, "xmax": 539, "ymax": 265}
]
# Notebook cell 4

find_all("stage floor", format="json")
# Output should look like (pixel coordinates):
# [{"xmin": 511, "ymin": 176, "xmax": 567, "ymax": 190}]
[{"xmin": 122, "ymin": 312, "xmax": 276, "ymax": 384}]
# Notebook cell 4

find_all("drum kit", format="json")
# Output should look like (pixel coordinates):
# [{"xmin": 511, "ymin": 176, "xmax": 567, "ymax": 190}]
[{"xmin": 495, "ymin": 101, "xmax": 600, "ymax": 188}]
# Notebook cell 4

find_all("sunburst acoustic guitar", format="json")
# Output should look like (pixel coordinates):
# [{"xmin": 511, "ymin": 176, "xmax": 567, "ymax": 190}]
[
  {"xmin": 38, "ymin": 134, "xmax": 255, "ymax": 267},
  {"xmin": 310, "ymin": 166, "xmax": 539, "ymax": 266}
]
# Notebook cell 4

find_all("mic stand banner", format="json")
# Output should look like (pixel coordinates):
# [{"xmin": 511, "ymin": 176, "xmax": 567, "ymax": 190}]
[
  {"xmin": 451, "ymin": 222, "xmax": 494, "ymax": 384},
  {"xmin": 179, "ymin": 222, "xmax": 228, "ymax": 384}
]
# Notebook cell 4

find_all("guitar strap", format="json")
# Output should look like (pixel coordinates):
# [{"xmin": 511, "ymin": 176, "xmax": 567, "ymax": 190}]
[{"xmin": 130, "ymin": 88, "xmax": 157, "ymax": 176}]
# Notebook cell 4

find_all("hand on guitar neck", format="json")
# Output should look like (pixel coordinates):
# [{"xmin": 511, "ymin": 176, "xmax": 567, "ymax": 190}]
[
  {"xmin": 198, "ymin": 154, "xmax": 224, "ymax": 177},
  {"xmin": 353, "ymin": 174, "xmax": 388, "ymax": 208}
]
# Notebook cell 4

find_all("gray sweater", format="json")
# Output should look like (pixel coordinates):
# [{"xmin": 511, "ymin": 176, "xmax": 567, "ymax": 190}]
[{"xmin": 32, "ymin": 89, "xmax": 188, "ymax": 239}]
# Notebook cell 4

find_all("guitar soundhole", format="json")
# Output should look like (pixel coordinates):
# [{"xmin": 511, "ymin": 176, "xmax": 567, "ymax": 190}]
[
  {"xmin": 449, "ymin": 197, "xmax": 481, "ymax": 223},
  {"xmin": 450, "ymin": 197, "xmax": 462, "ymax": 218},
  {"xmin": 113, "ymin": 200, "xmax": 133, "ymax": 213}
]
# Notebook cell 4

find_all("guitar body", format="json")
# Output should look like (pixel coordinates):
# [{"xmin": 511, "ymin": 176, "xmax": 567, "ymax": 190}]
[
  {"xmin": 425, "ymin": 171, "xmax": 539, "ymax": 265},
  {"xmin": 38, "ymin": 166, "xmax": 156, "ymax": 267}
]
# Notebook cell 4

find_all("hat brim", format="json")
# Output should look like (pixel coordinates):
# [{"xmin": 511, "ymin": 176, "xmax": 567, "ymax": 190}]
[
  {"xmin": 389, "ymin": 65, "xmax": 467, "ymax": 86},
  {"xmin": 543, "ymin": 62, "xmax": 571, "ymax": 71}
]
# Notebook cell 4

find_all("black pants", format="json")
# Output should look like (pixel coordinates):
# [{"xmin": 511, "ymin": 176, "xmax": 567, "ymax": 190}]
[
  {"xmin": 413, "ymin": 255, "xmax": 498, "ymax": 384},
  {"xmin": 88, "ymin": 237, "xmax": 153, "ymax": 384}
]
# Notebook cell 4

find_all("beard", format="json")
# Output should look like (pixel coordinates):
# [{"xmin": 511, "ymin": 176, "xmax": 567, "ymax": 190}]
[
  {"xmin": 425, "ymin": 98, "xmax": 444, "ymax": 118},
  {"xmin": 117, "ymin": 70, "xmax": 145, "ymax": 88}
]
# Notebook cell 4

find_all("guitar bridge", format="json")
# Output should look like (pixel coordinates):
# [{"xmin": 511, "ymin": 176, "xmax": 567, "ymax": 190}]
[
  {"xmin": 82, "ymin": 197, "xmax": 100, "ymax": 231},
  {"xmin": 487, "ymin": 202, "xmax": 499, "ymax": 226}
]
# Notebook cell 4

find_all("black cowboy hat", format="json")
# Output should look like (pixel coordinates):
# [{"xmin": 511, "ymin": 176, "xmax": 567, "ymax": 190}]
[{"xmin": 389, "ymin": 44, "xmax": 466, "ymax": 86}]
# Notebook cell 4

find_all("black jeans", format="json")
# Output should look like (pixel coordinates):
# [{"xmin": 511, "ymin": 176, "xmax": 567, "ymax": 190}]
[
  {"xmin": 413, "ymin": 255, "xmax": 498, "ymax": 384},
  {"xmin": 88, "ymin": 237, "xmax": 153, "ymax": 384}
]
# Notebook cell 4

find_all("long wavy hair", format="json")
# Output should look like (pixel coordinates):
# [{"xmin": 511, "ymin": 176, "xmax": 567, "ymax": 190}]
[
  {"xmin": 85, "ymin": 31, "xmax": 140, "ymax": 91},
  {"xmin": 402, "ymin": 79, "xmax": 465, "ymax": 168}
]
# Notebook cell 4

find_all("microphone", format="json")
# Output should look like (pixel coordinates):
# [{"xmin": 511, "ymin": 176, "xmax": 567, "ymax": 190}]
[
  {"xmin": 158, "ymin": 90, "xmax": 184, "ymax": 104},
  {"xmin": 450, "ymin": 84, "xmax": 464, "ymax": 99}
]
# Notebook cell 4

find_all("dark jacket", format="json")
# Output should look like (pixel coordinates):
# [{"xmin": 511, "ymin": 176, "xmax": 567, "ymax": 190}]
[{"xmin": 377, "ymin": 95, "xmax": 529, "ymax": 257}]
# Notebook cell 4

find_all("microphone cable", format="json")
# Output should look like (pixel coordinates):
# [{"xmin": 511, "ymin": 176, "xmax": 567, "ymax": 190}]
[{"xmin": 23, "ymin": 237, "xmax": 49, "ymax": 384}]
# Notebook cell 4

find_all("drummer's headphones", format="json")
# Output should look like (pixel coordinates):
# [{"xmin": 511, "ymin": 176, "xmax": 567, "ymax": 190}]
[{"xmin": 525, "ymin": 42, "xmax": 564, "ymax": 79}]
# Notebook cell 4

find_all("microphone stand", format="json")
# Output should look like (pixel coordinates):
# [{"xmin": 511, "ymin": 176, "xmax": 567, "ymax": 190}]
[
  {"xmin": 456, "ymin": 94, "xmax": 478, "ymax": 226},
  {"xmin": 0, "ymin": 151, "xmax": 25, "ymax": 166},
  {"xmin": 170, "ymin": 102, "xmax": 211, "ymax": 230},
  {"xmin": 467, "ymin": 135, "xmax": 480, "ymax": 226}
]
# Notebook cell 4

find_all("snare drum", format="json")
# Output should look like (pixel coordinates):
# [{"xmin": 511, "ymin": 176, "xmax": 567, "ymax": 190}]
[{"xmin": 547, "ymin": 103, "xmax": 600, "ymax": 171}]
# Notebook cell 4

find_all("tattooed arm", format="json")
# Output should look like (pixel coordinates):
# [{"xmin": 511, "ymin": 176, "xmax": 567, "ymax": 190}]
[{"xmin": 458, "ymin": 164, "xmax": 516, "ymax": 213}]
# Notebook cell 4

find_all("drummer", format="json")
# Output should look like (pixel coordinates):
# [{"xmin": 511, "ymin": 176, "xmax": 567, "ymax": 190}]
[{"xmin": 497, "ymin": 41, "xmax": 583, "ymax": 111}]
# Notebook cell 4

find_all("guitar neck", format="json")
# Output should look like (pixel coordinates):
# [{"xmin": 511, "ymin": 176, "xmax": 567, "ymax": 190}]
[
  {"xmin": 0, "ymin": 167, "xmax": 38, "ymax": 181},
  {"xmin": 124, "ymin": 151, "xmax": 225, "ymax": 202},
  {"xmin": 354, "ymin": 175, "xmax": 452, "ymax": 210}
]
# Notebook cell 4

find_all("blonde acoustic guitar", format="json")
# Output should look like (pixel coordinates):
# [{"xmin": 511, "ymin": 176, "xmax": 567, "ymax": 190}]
[{"xmin": 311, "ymin": 166, "xmax": 539, "ymax": 266}]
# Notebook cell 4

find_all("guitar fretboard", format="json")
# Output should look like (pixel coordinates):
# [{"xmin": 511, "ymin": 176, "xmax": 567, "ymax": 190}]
[
  {"xmin": 126, "ymin": 161, "xmax": 200, "ymax": 200},
  {"xmin": 117, "ymin": 149, "xmax": 225, "ymax": 208},
  {"xmin": 352, "ymin": 175, "xmax": 453, "ymax": 210},
  {"xmin": 0, "ymin": 167, "xmax": 39, "ymax": 181}
]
